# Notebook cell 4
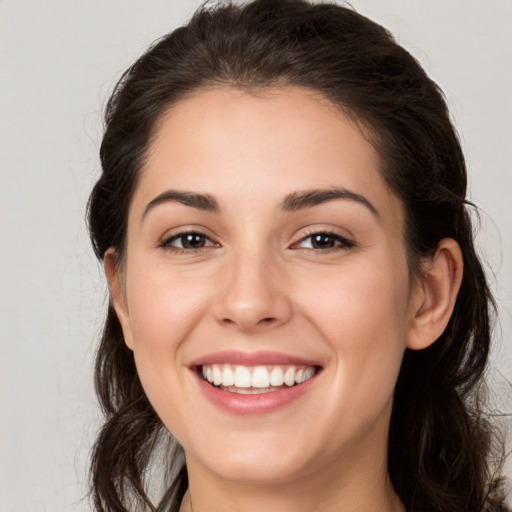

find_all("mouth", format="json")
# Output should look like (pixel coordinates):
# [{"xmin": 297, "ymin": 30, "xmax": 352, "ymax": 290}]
[{"xmin": 198, "ymin": 363, "xmax": 320, "ymax": 395}]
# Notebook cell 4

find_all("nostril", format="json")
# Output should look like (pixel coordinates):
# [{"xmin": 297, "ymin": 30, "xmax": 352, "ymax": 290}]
[{"xmin": 222, "ymin": 317, "xmax": 275, "ymax": 324}]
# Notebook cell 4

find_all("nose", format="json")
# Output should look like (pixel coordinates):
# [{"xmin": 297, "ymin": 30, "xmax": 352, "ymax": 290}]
[{"xmin": 213, "ymin": 248, "xmax": 292, "ymax": 333}]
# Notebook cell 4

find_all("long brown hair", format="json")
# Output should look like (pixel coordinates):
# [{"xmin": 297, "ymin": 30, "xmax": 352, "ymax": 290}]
[{"xmin": 87, "ymin": 1, "xmax": 508, "ymax": 510}]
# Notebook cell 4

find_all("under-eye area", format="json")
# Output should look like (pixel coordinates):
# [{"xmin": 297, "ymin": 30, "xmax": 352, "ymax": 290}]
[{"xmin": 196, "ymin": 364, "xmax": 322, "ymax": 394}]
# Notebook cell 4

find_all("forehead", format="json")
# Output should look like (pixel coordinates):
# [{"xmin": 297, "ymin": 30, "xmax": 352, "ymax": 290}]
[{"xmin": 131, "ymin": 86, "xmax": 402, "ymax": 226}]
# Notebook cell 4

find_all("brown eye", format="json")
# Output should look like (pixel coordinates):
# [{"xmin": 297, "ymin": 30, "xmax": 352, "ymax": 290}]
[
  {"xmin": 310, "ymin": 234, "xmax": 338, "ymax": 249},
  {"xmin": 163, "ymin": 232, "xmax": 216, "ymax": 250},
  {"xmin": 295, "ymin": 232, "xmax": 355, "ymax": 250},
  {"xmin": 180, "ymin": 233, "xmax": 207, "ymax": 249}
]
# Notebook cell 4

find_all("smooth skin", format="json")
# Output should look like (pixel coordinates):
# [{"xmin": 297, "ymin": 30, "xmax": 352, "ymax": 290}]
[{"xmin": 105, "ymin": 87, "xmax": 463, "ymax": 512}]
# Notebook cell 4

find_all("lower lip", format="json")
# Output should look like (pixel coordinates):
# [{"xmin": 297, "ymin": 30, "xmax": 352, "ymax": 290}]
[{"xmin": 193, "ymin": 371, "xmax": 318, "ymax": 415}]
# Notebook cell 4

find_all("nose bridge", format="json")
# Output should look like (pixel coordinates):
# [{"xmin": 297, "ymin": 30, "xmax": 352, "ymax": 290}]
[{"xmin": 216, "ymin": 240, "xmax": 290, "ymax": 331}]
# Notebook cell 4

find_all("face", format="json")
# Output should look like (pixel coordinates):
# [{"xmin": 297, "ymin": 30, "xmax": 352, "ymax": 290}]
[{"xmin": 109, "ymin": 87, "xmax": 422, "ymax": 485}]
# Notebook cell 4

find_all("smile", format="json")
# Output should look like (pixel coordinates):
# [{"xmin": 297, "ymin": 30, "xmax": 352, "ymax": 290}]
[
  {"xmin": 201, "ymin": 364, "xmax": 317, "ymax": 394},
  {"xmin": 191, "ymin": 351, "xmax": 322, "ymax": 414}
]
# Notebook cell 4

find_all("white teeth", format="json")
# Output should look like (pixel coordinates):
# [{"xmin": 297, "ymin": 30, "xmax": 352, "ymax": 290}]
[
  {"xmin": 270, "ymin": 367, "xmax": 284, "ymax": 386},
  {"xmin": 212, "ymin": 364, "xmax": 222, "ymax": 386},
  {"xmin": 201, "ymin": 363, "xmax": 317, "ymax": 390},
  {"xmin": 284, "ymin": 367, "xmax": 296, "ymax": 386},
  {"xmin": 222, "ymin": 365, "xmax": 234, "ymax": 386},
  {"xmin": 252, "ymin": 366, "xmax": 270, "ymax": 388},
  {"xmin": 303, "ymin": 366, "xmax": 315, "ymax": 381},
  {"xmin": 234, "ymin": 366, "xmax": 252, "ymax": 388}
]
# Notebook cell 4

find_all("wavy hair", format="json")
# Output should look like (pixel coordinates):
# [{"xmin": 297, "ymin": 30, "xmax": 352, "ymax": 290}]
[{"xmin": 87, "ymin": 1, "xmax": 507, "ymax": 510}]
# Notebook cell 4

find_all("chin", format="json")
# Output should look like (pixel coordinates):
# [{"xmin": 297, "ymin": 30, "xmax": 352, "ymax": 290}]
[
  {"xmin": 186, "ymin": 437, "xmax": 322, "ymax": 485},
  {"xmin": 210, "ymin": 457, "xmax": 309, "ymax": 485}
]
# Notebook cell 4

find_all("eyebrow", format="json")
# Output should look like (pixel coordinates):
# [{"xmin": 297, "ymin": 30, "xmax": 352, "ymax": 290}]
[
  {"xmin": 280, "ymin": 188, "xmax": 379, "ymax": 217},
  {"xmin": 142, "ymin": 186, "xmax": 378, "ymax": 219},
  {"xmin": 143, "ymin": 190, "xmax": 220, "ymax": 219}
]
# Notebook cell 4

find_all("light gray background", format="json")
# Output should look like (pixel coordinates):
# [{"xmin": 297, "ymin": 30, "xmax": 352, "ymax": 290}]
[{"xmin": 1, "ymin": 1, "xmax": 510, "ymax": 510}]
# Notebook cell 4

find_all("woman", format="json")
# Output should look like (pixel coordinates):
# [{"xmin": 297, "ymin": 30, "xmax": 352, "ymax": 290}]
[{"xmin": 87, "ymin": 0, "xmax": 508, "ymax": 511}]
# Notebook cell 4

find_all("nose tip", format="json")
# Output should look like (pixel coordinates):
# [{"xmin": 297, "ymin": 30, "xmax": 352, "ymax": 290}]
[{"xmin": 214, "ymin": 255, "xmax": 291, "ymax": 333}]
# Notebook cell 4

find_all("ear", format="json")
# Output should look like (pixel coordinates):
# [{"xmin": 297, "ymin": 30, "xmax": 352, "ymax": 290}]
[
  {"xmin": 104, "ymin": 248, "xmax": 134, "ymax": 350},
  {"xmin": 407, "ymin": 238, "xmax": 463, "ymax": 350}
]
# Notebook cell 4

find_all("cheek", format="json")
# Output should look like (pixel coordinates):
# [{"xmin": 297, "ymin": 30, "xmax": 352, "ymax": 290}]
[
  {"xmin": 122, "ymin": 260, "xmax": 215, "ymax": 431},
  {"xmin": 301, "ymin": 261, "xmax": 409, "ymax": 334},
  {"xmin": 124, "ymin": 259, "xmax": 214, "ymax": 359},
  {"xmin": 296, "ymin": 254, "xmax": 411, "ymax": 397}
]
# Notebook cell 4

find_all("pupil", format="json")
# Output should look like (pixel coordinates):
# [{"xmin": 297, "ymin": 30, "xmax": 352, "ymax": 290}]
[
  {"xmin": 312, "ymin": 234, "xmax": 335, "ymax": 248},
  {"xmin": 183, "ymin": 233, "xmax": 204, "ymax": 248}
]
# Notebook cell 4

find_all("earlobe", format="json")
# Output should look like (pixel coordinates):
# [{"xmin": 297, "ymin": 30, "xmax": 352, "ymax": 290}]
[
  {"xmin": 104, "ymin": 248, "xmax": 134, "ymax": 350},
  {"xmin": 407, "ymin": 238, "xmax": 463, "ymax": 350}
]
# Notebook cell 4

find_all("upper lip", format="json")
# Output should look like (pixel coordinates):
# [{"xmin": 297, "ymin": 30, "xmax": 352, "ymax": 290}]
[{"xmin": 189, "ymin": 350, "xmax": 322, "ymax": 367}]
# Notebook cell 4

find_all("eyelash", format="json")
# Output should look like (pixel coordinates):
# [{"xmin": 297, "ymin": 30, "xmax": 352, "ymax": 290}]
[{"xmin": 159, "ymin": 230, "xmax": 355, "ymax": 254}]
